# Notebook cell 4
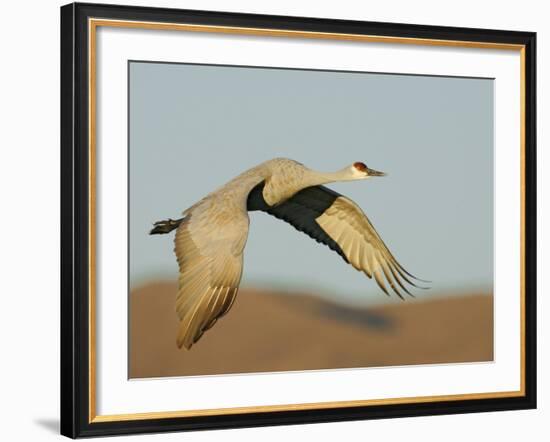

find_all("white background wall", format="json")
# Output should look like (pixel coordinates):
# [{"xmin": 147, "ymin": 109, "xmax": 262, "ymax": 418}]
[{"xmin": 0, "ymin": 0, "xmax": 546, "ymax": 440}]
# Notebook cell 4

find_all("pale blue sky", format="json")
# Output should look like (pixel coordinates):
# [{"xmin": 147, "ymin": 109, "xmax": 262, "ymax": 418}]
[{"xmin": 129, "ymin": 61, "xmax": 493, "ymax": 305}]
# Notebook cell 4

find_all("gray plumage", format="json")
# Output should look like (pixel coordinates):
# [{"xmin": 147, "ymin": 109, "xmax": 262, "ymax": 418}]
[{"xmin": 151, "ymin": 158, "xmax": 426, "ymax": 349}]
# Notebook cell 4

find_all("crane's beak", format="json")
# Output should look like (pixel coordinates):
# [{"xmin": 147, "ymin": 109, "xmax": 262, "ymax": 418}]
[{"xmin": 366, "ymin": 167, "xmax": 386, "ymax": 177}]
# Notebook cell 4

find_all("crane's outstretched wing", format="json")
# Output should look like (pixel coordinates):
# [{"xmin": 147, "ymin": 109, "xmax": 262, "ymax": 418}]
[
  {"xmin": 174, "ymin": 198, "xmax": 248, "ymax": 349},
  {"xmin": 247, "ymin": 183, "xmax": 426, "ymax": 299}
]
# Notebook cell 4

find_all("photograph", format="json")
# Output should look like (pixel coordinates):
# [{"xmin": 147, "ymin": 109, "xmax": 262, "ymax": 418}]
[{"xmin": 128, "ymin": 61, "xmax": 494, "ymax": 378}]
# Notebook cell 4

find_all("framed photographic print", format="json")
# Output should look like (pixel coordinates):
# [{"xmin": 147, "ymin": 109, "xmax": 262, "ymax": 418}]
[{"xmin": 60, "ymin": 2, "xmax": 537, "ymax": 438}]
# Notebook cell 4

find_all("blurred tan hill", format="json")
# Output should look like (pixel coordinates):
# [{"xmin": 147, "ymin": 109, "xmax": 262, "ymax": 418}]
[{"xmin": 129, "ymin": 282, "xmax": 493, "ymax": 379}]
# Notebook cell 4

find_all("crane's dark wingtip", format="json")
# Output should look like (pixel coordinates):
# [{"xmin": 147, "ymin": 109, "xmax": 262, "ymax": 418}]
[
  {"xmin": 394, "ymin": 262, "xmax": 430, "ymax": 283},
  {"xmin": 407, "ymin": 281, "xmax": 430, "ymax": 290},
  {"xmin": 405, "ymin": 270, "xmax": 431, "ymax": 284},
  {"xmin": 410, "ymin": 276, "xmax": 431, "ymax": 290}
]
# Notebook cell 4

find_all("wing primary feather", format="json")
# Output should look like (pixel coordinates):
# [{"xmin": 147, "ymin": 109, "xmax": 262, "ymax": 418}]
[
  {"xmin": 360, "ymin": 248, "xmax": 373, "ymax": 278},
  {"xmin": 389, "ymin": 259, "xmax": 430, "ymax": 290},
  {"xmin": 201, "ymin": 286, "xmax": 224, "ymax": 333},
  {"xmin": 347, "ymin": 240, "xmax": 360, "ymax": 270},
  {"xmin": 177, "ymin": 286, "xmax": 210, "ymax": 349},
  {"xmin": 219, "ymin": 287, "xmax": 238, "ymax": 319},
  {"xmin": 387, "ymin": 262, "xmax": 415, "ymax": 298},
  {"xmin": 214, "ymin": 287, "xmax": 231, "ymax": 319},
  {"xmin": 365, "ymin": 249, "xmax": 376, "ymax": 279},
  {"xmin": 204, "ymin": 285, "xmax": 223, "ymax": 319},
  {"xmin": 188, "ymin": 287, "xmax": 215, "ymax": 344},
  {"xmin": 373, "ymin": 269, "xmax": 390, "ymax": 296},
  {"xmin": 378, "ymin": 256, "xmax": 404, "ymax": 300},
  {"xmin": 389, "ymin": 257, "xmax": 431, "ymax": 284}
]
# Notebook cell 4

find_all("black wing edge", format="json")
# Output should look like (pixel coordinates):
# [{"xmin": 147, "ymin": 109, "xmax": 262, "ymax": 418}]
[{"xmin": 247, "ymin": 182, "xmax": 349, "ymax": 263}]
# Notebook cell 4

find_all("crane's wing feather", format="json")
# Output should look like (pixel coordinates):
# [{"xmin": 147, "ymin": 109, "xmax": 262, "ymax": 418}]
[
  {"xmin": 248, "ymin": 183, "xmax": 424, "ymax": 299},
  {"xmin": 315, "ymin": 195, "xmax": 426, "ymax": 299},
  {"xmin": 174, "ymin": 198, "xmax": 247, "ymax": 349},
  {"xmin": 247, "ymin": 183, "xmax": 349, "ymax": 262}
]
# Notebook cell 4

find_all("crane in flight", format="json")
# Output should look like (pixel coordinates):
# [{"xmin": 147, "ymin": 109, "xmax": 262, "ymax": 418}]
[{"xmin": 151, "ymin": 158, "xmax": 427, "ymax": 349}]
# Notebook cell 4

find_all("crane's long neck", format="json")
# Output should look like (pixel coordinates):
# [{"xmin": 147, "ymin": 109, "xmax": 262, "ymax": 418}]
[
  {"xmin": 303, "ymin": 167, "xmax": 357, "ymax": 187},
  {"xmin": 258, "ymin": 161, "xmax": 363, "ymax": 207}
]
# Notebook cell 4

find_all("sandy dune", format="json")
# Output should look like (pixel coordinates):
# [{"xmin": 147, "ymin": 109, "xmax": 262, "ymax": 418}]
[{"xmin": 129, "ymin": 282, "xmax": 493, "ymax": 378}]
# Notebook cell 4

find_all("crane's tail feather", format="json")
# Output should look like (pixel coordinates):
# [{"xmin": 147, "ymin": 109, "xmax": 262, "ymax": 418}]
[{"xmin": 149, "ymin": 217, "xmax": 184, "ymax": 235}]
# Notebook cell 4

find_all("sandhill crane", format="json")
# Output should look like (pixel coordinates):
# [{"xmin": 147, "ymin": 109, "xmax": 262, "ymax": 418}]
[{"xmin": 151, "ymin": 158, "xmax": 426, "ymax": 349}]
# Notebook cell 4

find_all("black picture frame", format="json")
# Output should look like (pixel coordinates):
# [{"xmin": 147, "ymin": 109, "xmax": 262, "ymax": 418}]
[{"xmin": 61, "ymin": 2, "xmax": 536, "ymax": 438}]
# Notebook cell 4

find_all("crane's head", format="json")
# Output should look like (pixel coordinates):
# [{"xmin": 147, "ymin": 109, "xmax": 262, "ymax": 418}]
[{"xmin": 351, "ymin": 161, "xmax": 386, "ymax": 179}]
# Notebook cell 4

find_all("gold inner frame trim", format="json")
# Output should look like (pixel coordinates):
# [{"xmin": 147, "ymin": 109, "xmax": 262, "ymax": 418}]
[{"xmin": 88, "ymin": 18, "xmax": 527, "ymax": 424}]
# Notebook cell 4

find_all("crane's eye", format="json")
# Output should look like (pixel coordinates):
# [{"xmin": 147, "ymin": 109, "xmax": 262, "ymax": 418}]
[{"xmin": 353, "ymin": 162, "xmax": 367, "ymax": 171}]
